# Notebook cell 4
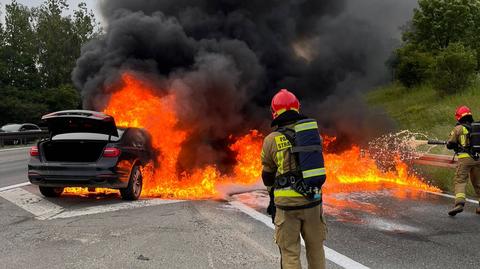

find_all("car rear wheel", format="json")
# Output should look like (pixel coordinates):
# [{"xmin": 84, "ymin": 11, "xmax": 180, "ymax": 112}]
[
  {"xmin": 39, "ymin": 186, "xmax": 64, "ymax": 198},
  {"xmin": 120, "ymin": 165, "xmax": 142, "ymax": 201}
]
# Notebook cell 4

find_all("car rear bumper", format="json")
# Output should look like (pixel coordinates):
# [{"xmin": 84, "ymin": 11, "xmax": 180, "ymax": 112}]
[{"xmin": 28, "ymin": 163, "xmax": 130, "ymax": 189}]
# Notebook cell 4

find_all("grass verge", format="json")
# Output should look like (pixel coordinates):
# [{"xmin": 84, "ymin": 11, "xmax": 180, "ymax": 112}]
[{"xmin": 367, "ymin": 82, "xmax": 480, "ymax": 198}]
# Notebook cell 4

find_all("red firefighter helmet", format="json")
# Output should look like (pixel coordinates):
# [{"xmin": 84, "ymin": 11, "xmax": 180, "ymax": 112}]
[
  {"xmin": 455, "ymin": 106, "xmax": 472, "ymax": 121},
  {"xmin": 271, "ymin": 89, "xmax": 300, "ymax": 119}
]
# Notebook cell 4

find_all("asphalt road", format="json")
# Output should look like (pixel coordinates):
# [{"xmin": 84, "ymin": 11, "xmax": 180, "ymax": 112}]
[
  {"xmin": 1, "ymin": 148, "xmax": 480, "ymax": 268},
  {"xmin": 0, "ymin": 147, "xmax": 29, "ymax": 188}
]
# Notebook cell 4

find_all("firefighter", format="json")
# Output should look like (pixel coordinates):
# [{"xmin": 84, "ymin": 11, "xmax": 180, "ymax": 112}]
[
  {"xmin": 446, "ymin": 106, "xmax": 480, "ymax": 216},
  {"xmin": 261, "ymin": 89, "xmax": 327, "ymax": 269}
]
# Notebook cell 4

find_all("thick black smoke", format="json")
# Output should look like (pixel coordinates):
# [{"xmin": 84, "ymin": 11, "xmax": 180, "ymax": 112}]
[{"xmin": 73, "ymin": 0, "xmax": 417, "ymax": 170}]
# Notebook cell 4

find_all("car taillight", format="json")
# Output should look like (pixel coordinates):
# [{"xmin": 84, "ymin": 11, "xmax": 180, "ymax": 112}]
[
  {"xmin": 30, "ymin": 146, "xmax": 39, "ymax": 157},
  {"xmin": 103, "ymin": 147, "xmax": 121, "ymax": 157}
]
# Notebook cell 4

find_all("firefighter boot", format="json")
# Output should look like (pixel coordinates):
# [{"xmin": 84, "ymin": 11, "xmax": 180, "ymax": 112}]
[
  {"xmin": 448, "ymin": 203, "xmax": 465, "ymax": 216},
  {"xmin": 476, "ymin": 202, "xmax": 480, "ymax": 215}
]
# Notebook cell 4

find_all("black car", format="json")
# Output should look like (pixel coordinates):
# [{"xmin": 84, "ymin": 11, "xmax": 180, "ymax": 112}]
[{"xmin": 28, "ymin": 110, "xmax": 155, "ymax": 200}]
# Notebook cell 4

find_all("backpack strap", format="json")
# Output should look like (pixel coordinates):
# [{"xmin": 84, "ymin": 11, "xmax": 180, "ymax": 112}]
[
  {"xmin": 276, "ymin": 127, "xmax": 298, "ymax": 175},
  {"xmin": 291, "ymin": 145, "xmax": 323, "ymax": 153}
]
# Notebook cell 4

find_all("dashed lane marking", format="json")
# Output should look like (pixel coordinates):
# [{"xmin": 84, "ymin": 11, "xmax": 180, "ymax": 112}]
[{"xmin": 230, "ymin": 201, "xmax": 370, "ymax": 269}]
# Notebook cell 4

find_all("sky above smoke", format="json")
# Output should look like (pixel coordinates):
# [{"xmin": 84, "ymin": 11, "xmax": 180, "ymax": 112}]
[{"xmin": 73, "ymin": 0, "xmax": 418, "ymax": 169}]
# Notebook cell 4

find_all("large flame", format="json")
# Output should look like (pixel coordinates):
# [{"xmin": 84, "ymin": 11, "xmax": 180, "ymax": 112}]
[{"xmin": 66, "ymin": 73, "xmax": 438, "ymax": 199}]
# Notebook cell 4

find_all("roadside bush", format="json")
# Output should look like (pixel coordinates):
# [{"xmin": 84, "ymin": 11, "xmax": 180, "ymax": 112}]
[
  {"xmin": 43, "ymin": 84, "xmax": 81, "ymax": 112},
  {"xmin": 395, "ymin": 45, "xmax": 434, "ymax": 88},
  {"xmin": 432, "ymin": 43, "xmax": 477, "ymax": 95}
]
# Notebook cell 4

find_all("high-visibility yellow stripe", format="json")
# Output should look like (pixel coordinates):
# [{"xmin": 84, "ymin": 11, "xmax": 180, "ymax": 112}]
[
  {"xmin": 456, "ymin": 193, "xmax": 466, "ymax": 199},
  {"xmin": 302, "ymin": 168, "xmax": 326, "ymax": 179},
  {"xmin": 261, "ymin": 150, "xmax": 265, "ymax": 159},
  {"xmin": 294, "ymin": 121, "xmax": 318, "ymax": 132},
  {"xmin": 460, "ymin": 126, "xmax": 469, "ymax": 147},
  {"xmin": 458, "ymin": 153, "xmax": 470, "ymax": 159},
  {"xmin": 276, "ymin": 151, "xmax": 285, "ymax": 175},
  {"xmin": 276, "ymin": 108, "xmax": 299, "ymax": 117},
  {"xmin": 274, "ymin": 189, "xmax": 304, "ymax": 197}
]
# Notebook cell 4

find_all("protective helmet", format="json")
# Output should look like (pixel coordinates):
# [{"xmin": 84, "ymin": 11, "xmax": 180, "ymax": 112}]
[
  {"xmin": 271, "ymin": 89, "xmax": 300, "ymax": 119},
  {"xmin": 455, "ymin": 106, "xmax": 472, "ymax": 121}
]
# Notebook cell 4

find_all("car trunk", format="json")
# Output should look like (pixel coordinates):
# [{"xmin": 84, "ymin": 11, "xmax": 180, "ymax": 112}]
[{"xmin": 42, "ymin": 140, "xmax": 107, "ymax": 162}]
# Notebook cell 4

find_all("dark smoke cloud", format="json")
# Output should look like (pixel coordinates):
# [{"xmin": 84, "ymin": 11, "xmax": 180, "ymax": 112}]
[{"xmin": 73, "ymin": 0, "xmax": 417, "ymax": 170}]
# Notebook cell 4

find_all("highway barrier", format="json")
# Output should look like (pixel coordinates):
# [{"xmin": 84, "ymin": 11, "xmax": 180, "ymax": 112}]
[{"xmin": 0, "ymin": 131, "xmax": 49, "ymax": 148}]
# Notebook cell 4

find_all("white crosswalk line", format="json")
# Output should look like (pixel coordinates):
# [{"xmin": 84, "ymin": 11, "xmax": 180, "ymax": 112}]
[{"xmin": 0, "ymin": 188, "xmax": 64, "ymax": 220}]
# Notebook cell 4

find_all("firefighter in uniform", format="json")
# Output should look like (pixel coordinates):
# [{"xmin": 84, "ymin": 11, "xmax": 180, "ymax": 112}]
[
  {"xmin": 447, "ymin": 106, "xmax": 480, "ymax": 216},
  {"xmin": 261, "ymin": 89, "xmax": 327, "ymax": 269}
]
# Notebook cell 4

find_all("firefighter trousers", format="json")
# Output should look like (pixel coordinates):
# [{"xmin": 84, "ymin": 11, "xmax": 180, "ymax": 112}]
[
  {"xmin": 274, "ymin": 204, "xmax": 327, "ymax": 269},
  {"xmin": 454, "ymin": 157, "xmax": 480, "ymax": 204}
]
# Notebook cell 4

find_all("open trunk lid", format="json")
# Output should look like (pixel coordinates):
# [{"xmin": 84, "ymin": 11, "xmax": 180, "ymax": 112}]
[{"xmin": 42, "ymin": 110, "xmax": 118, "ymax": 137}]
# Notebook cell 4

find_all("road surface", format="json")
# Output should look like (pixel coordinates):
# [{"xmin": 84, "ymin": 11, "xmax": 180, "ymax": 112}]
[{"xmin": 1, "ymin": 147, "xmax": 479, "ymax": 268}]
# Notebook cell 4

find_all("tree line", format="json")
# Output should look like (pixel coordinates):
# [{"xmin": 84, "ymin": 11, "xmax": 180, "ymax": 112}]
[
  {"xmin": 0, "ymin": 0, "xmax": 99, "ymax": 125},
  {"xmin": 393, "ymin": 0, "xmax": 480, "ymax": 94},
  {"xmin": 2, "ymin": 0, "xmax": 479, "ymax": 125}
]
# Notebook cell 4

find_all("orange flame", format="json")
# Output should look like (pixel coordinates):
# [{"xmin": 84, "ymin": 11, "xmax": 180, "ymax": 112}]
[
  {"xmin": 66, "ymin": 73, "xmax": 438, "ymax": 199},
  {"xmin": 102, "ymin": 73, "xmax": 262, "ymax": 199}
]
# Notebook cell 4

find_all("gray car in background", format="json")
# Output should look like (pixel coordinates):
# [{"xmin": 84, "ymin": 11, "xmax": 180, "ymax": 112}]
[{"xmin": 0, "ymin": 123, "xmax": 42, "ymax": 144}]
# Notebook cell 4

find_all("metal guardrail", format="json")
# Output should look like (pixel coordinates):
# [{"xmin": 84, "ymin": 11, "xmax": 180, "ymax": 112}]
[{"xmin": 0, "ymin": 131, "xmax": 49, "ymax": 147}]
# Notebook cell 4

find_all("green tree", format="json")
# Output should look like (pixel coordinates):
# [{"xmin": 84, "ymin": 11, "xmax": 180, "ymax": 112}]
[
  {"xmin": 432, "ymin": 43, "xmax": 476, "ymax": 95},
  {"xmin": 35, "ymin": 0, "xmax": 75, "ymax": 88},
  {"xmin": 73, "ymin": 2, "xmax": 101, "ymax": 44},
  {"xmin": 0, "ymin": 1, "xmax": 98, "ymax": 125},
  {"xmin": 395, "ymin": 44, "xmax": 434, "ymax": 88},
  {"xmin": 43, "ymin": 84, "xmax": 81, "ymax": 112},
  {"xmin": 1, "ymin": 0, "xmax": 41, "ymax": 91},
  {"xmin": 405, "ymin": 0, "xmax": 480, "ymax": 51},
  {"xmin": 35, "ymin": 0, "xmax": 99, "ymax": 88}
]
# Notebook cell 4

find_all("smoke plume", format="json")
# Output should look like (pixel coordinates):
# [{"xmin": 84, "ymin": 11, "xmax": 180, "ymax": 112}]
[{"xmin": 73, "ymin": 0, "xmax": 418, "ymax": 170}]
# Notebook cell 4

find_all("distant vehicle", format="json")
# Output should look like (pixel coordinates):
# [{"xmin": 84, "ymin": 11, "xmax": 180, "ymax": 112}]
[
  {"xmin": 28, "ymin": 110, "xmax": 155, "ymax": 200},
  {"xmin": 0, "ymin": 123, "xmax": 42, "ymax": 144},
  {"xmin": 1, "ymin": 123, "xmax": 41, "ymax": 132}
]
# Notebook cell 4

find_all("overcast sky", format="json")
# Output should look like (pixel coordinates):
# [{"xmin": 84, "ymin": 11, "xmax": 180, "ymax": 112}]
[{"xmin": 0, "ymin": 0, "xmax": 103, "ymax": 24}]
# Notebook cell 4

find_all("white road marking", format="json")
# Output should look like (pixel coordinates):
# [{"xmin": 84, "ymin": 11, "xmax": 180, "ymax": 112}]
[
  {"xmin": 0, "ymin": 188, "xmax": 64, "ymax": 220},
  {"xmin": 230, "ymin": 201, "xmax": 370, "ymax": 269},
  {"xmin": 49, "ymin": 199, "xmax": 183, "ymax": 220},
  {"xmin": 0, "ymin": 182, "xmax": 184, "ymax": 220},
  {"xmin": 0, "ymin": 146, "xmax": 31, "ymax": 152},
  {"xmin": 0, "ymin": 182, "xmax": 30, "ymax": 192},
  {"xmin": 424, "ymin": 190, "xmax": 478, "ymax": 204}
]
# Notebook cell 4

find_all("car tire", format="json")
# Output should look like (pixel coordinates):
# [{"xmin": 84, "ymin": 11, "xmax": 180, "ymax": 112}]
[
  {"xmin": 39, "ymin": 186, "xmax": 64, "ymax": 198},
  {"xmin": 120, "ymin": 165, "xmax": 143, "ymax": 201}
]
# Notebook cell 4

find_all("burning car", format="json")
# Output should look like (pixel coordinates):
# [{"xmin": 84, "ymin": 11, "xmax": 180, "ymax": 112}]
[{"xmin": 28, "ymin": 110, "xmax": 155, "ymax": 200}]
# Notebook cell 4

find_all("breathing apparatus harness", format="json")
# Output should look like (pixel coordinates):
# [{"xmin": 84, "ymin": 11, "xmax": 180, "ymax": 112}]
[
  {"xmin": 273, "ymin": 119, "xmax": 325, "ymax": 206},
  {"xmin": 457, "ymin": 123, "xmax": 480, "ymax": 161}
]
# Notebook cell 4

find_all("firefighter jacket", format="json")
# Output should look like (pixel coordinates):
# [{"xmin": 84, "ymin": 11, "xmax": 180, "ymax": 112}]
[
  {"xmin": 448, "ymin": 124, "xmax": 471, "ymax": 159},
  {"xmin": 261, "ymin": 112, "xmax": 326, "ymax": 208}
]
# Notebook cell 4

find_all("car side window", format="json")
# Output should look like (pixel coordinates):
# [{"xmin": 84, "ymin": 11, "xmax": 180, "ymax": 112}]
[{"xmin": 132, "ymin": 131, "xmax": 147, "ymax": 148}]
